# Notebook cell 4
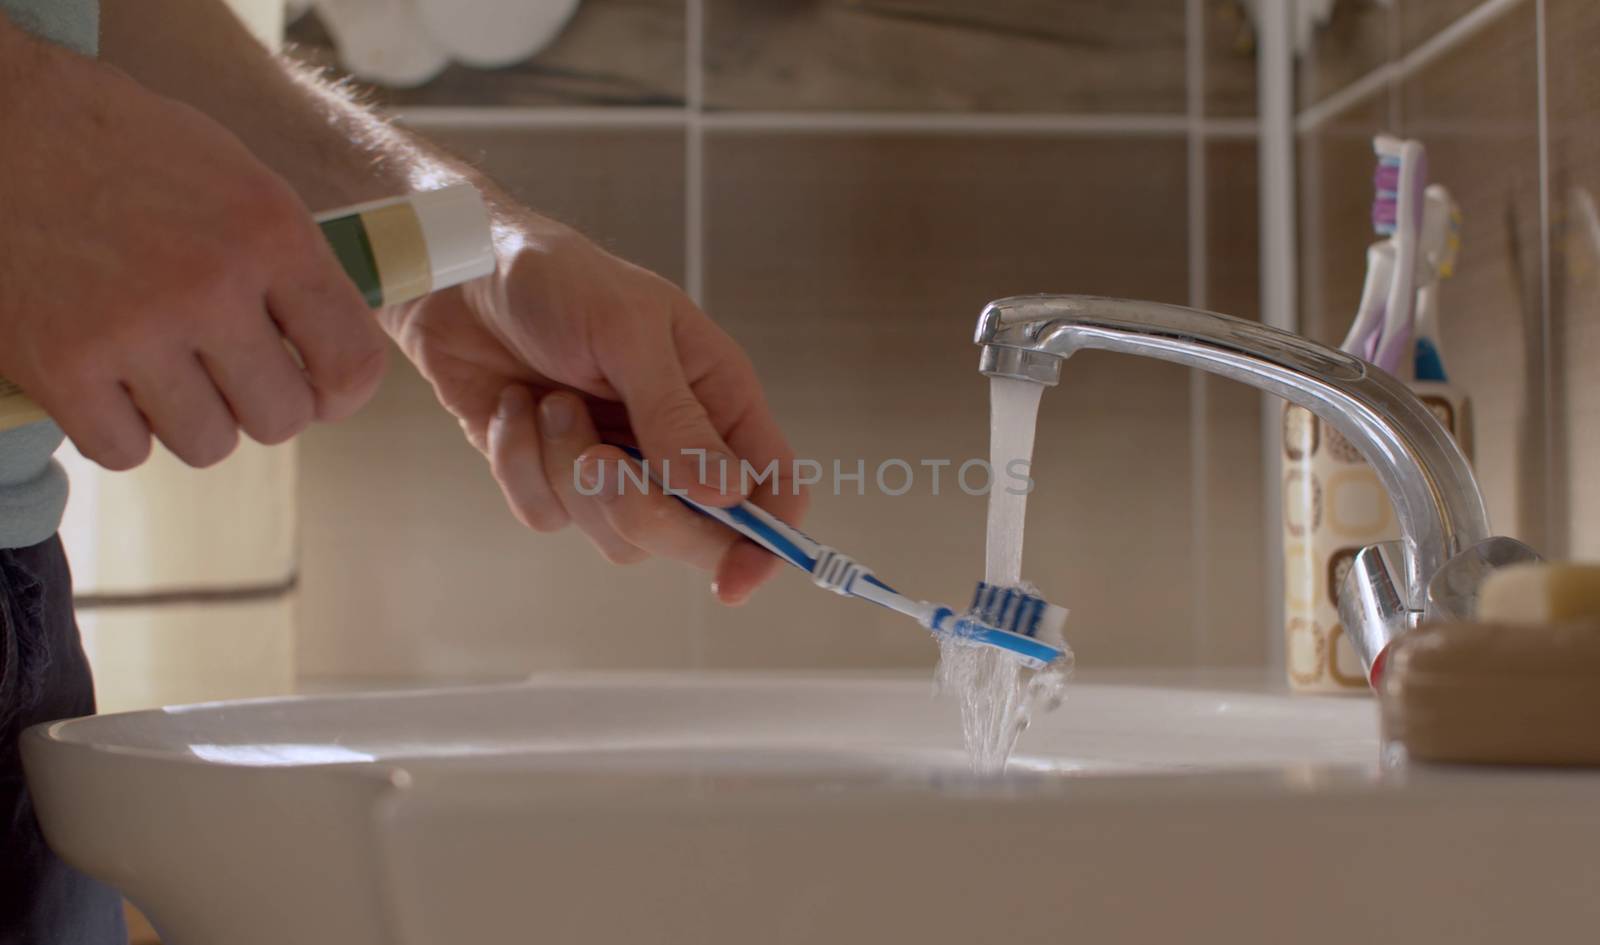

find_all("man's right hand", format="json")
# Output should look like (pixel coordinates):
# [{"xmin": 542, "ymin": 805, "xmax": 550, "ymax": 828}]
[{"xmin": 0, "ymin": 16, "xmax": 386, "ymax": 470}]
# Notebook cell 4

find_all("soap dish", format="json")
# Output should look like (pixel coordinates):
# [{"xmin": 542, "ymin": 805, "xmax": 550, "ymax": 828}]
[{"xmin": 1378, "ymin": 621, "xmax": 1600, "ymax": 766}]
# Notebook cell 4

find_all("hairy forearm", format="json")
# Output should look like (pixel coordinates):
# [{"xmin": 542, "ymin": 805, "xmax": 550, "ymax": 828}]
[{"xmin": 98, "ymin": 0, "xmax": 480, "ymax": 212}]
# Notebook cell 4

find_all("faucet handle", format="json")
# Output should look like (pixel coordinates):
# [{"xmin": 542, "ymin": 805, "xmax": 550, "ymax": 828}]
[
  {"xmin": 1338, "ymin": 536, "xmax": 1542, "ymax": 685},
  {"xmin": 1425, "ymin": 536, "xmax": 1543, "ymax": 622},
  {"xmin": 1338, "ymin": 541, "xmax": 1414, "ymax": 685}
]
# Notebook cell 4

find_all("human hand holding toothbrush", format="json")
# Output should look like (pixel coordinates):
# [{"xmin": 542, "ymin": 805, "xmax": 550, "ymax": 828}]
[{"xmin": 379, "ymin": 207, "xmax": 810, "ymax": 605}]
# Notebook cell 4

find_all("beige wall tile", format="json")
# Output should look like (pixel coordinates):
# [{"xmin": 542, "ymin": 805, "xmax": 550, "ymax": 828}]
[
  {"xmin": 1201, "ymin": 140, "xmax": 1267, "ymax": 665},
  {"xmin": 81, "ymin": 598, "xmax": 296, "ymax": 713},
  {"xmin": 1398, "ymin": 4, "xmax": 1546, "ymax": 549},
  {"xmin": 296, "ymin": 350, "xmax": 705, "ymax": 677},
  {"xmin": 1207, "ymin": 0, "xmax": 1259, "ymax": 118},
  {"xmin": 421, "ymin": 127, "xmax": 687, "ymax": 285},
  {"xmin": 286, "ymin": 0, "xmax": 686, "ymax": 108},
  {"xmin": 1398, "ymin": 0, "xmax": 1489, "ymax": 55},
  {"xmin": 58, "ymin": 439, "xmax": 296, "ymax": 594},
  {"xmin": 701, "ymin": 133, "xmax": 1197, "ymax": 668},
  {"xmin": 1295, "ymin": 0, "xmax": 1394, "ymax": 111},
  {"xmin": 283, "ymin": 11, "xmax": 1281, "ymax": 676},
  {"xmin": 1207, "ymin": 141, "xmax": 1262, "ymax": 321},
  {"xmin": 1547, "ymin": 0, "xmax": 1600, "ymax": 559},
  {"xmin": 705, "ymin": 1, "xmax": 1188, "ymax": 114}
]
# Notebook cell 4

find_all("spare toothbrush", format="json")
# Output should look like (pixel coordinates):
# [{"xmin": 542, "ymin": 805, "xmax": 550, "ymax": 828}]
[
  {"xmin": 0, "ymin": 184, "xmax": 496, "ymax": 434},
  {"xmin": 1412, "ymin": 184, "xmax": 1461, "ymax": 382},
  {"xmin": 1340, "ymin": 241, "xmax": 1396, "ymax": 359},
  {"xmin": 1370, "ymin": 135, "xmax": 1429, "ymax": 376},
  {"xmin": 613, "ymin": 448, "xmax": 1070, "ymax": 669}
]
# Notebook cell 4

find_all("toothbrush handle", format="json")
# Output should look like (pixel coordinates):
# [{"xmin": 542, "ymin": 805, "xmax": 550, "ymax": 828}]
[
  {"xmin": 693, "ymin": 496, "xmax": 825, "ymax": 573},
  {"xmin": 611, "ymin": 446, "xmax": 923, "ymax": 613},
  {"xmin": 611, "ymin": 445, "xmax": 824, "ymax": 573},
  {"xmin": 681, "ymin": 487, "xmax": 932, "ymax": 623}
]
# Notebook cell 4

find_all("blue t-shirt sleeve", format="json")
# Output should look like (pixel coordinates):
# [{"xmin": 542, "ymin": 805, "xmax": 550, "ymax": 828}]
[{"xmin": 0, "ymin": 0, "xmax": 98, "ymax": 56}]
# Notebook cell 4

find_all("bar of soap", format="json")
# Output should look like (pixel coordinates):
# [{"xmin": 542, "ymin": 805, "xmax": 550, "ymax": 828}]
[
  {"xmin": 1480, "ymin": 563, "xmax": 1600, "ymax": 624},
  {"xmin": 1380, "ymin": 621, "xmax": 1600, "ymax": 765}
]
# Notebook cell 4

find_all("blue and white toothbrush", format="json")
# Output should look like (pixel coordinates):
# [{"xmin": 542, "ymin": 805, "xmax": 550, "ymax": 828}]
[{"xmin": 614, "ymin": 448, "xmax": 1070, "ymax": 669}]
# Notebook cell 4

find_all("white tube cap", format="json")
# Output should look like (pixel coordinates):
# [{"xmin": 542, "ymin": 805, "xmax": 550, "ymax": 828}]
[{"xmin": 412, "ymin": 183, "xmax": 497, "ymax": 290}]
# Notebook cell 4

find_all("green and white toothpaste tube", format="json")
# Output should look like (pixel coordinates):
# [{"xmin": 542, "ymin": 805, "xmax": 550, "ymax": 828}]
[{"xmin": 0, "ymin": 184, "xmax": 496, "ymax": 432}]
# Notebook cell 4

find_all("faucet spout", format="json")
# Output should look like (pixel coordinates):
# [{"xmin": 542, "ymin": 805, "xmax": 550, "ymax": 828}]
[{"xmin": 975, "ymin": 294, "xmax": 1514, "ymax": 678}]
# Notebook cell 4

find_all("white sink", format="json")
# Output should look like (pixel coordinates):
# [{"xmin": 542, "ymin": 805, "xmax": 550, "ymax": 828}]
[{"xmin": 22, "ymin": 673, "xmax": 1600, "ymax": 943}]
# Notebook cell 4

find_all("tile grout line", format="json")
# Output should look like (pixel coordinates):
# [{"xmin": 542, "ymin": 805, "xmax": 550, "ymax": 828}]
[
  {"xmin": 1299, "ymin": 62, "xmax": 1398, "ymax": 135},
  {"xmin": 686, "ymin": 0, "xmax": 708, "ymax": 669},
  {"xmin": 395, "ymin": 106, "xmax": 1260, "ymax": 137},
  {"xmin": 701, "ymin": 112, "xmax": 1234, "ymax": 135},
  {"xmin": 1296, "ymin": 0, "xmax": 1532, "ymax": 133},
  {"xmin": 1387, "ymin": 0, "xmax": 1403, "ymax": 128},
  {"xmin": 395, "ymin": 107, "xmax": 691, "ymax": 128},
  {"xmin": 1185, "ymin": 0, "xmax": 1211, "ymax": 665},
  {"xmin": 686, "ymin": 0, "xmax": 706, "ymax": 306},
  {"xmin": 1536, "ymin": 0, "xmax": 1558, "ymax": 554},
  {"xmin": 1256, "ymin": 0, "xmax": 1297, "ymax": 676}
]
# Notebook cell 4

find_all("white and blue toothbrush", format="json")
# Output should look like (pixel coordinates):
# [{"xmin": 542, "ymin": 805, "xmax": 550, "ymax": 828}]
[{"xmin": 615, "ymin": 448, "xmax": 1069, "ymax": 669}]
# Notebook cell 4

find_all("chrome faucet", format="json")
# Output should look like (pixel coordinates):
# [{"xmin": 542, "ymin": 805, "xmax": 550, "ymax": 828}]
[{"xmin": 974, "ymin": 294, "xmax": 1538, "ymax": 682}]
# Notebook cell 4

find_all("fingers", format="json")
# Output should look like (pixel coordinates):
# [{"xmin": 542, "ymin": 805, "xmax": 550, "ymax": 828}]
[
  {"xmin": 266, "ymin": 210, "xmax": 387, "ymax": 423},
  {"xmin": 694, "ymin": 338, "xmax": 810, "ymax": 604},
  {"xmin": 537, "ymin": 390, "xmax": 646, "ymax": 565},
  {"xmin": 533, "ymin": 389, "xmax": 742, "ymax": 573},
  {"xmin": 713, "ymin": 497, "xmax": 809, "ymax": 606},
  {"xmin": 123, "ymin": 354, "xmax": 239, "ymax": 468},
  {"xmin": 46, "ymin": 382, "xmax": 153, "ymax": 472},
  {"xmin": 199, "ymin": 311, "xmax": 317, "ymax": 446},
  {"xmin": 586, "ymin": 304, "xmax": 809, "ymax": 600},
  {"xmin": 579, "ymin": 445, "xmax": 740, "ymax": 572},
  {"xmin": 595, "ymin": 314, "xmax": 738, "ymax": 507},
  {"xmin": 487, "ymin": 386, "xmax": 569, "ymax": 533}
]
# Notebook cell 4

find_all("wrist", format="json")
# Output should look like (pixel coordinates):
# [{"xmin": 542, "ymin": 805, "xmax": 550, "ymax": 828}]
[{"xmin": 376, "ymin": 204, "xmax": 586, "ymax": 341}]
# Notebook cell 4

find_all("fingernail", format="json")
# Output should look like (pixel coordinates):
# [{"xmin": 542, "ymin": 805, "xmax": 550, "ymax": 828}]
[
  {"xmin": 497, "ymin": 386, "xmax": 530, "ymax": 420},
  {"xmin": 576, "ymin": 454, "xmax": 610, "ymax": 498},
  {"xmin": 540, "ymin": 394, "xmax": 574, "ymax": 438},
  {"xmin": 712, "ymin": 579, "xmax": 748, "ymax": 607}
]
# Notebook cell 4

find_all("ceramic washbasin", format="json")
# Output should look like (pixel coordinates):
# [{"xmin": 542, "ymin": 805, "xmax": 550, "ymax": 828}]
[{"xmin": 21, "ymin": 673, "xmax": 1600, "ymax": 944}]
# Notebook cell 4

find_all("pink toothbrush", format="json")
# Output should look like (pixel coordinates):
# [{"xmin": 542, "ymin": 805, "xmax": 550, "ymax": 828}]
[{"xmin": 1370, "ymin": 135, "xmax": 1428, "ymax": 376}]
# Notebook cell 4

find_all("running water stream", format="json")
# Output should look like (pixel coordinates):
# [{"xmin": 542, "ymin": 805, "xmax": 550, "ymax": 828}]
[{"xmin": 935, "ymin": 376, "xmax": 1073, "ymax": 773}]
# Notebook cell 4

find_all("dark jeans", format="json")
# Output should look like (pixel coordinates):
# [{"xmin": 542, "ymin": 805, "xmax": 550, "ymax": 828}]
[{"xmin": 0, "ymin": 537, "xmax": 126, "ymax": 945}]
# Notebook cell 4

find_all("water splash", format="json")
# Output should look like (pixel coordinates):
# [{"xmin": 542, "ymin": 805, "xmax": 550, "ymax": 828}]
[
  {"xmin": 935, "ymin": 377, "xmax": 1072, "ymax": 774},
  {"xmin": 936, "ymin": 630, "xmax": 1071, "ymax": 774}
]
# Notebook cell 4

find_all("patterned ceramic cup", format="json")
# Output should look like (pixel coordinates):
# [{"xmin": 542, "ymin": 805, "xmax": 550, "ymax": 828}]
[{"xmin": 1282, "ymin": 382, "xmax": 1473, "ymax": 692}]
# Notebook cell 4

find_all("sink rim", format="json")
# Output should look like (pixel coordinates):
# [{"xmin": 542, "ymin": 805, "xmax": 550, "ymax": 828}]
[{"xmin": 24, "ymin": 670, "xmax": 1384, "ymax": 789}]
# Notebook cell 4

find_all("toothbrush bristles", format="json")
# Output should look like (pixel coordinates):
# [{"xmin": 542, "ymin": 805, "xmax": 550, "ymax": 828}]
[
  {"xmin": 1372, "ymin": 202, "xmax": 1398, "ymax": 235},
  {"xmin": 970, "ymin": 582, "xmax": 1046, "ymax": 637},
  {"xmin": 969, "ymin": 580, "xmax": 1070, "ymax": 651}
]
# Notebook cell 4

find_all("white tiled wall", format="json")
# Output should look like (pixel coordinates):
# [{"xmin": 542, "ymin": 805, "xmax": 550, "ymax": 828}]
[{"xmin": 294, "ymin": 2, "xmax": 1269, "ymax": 679}]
